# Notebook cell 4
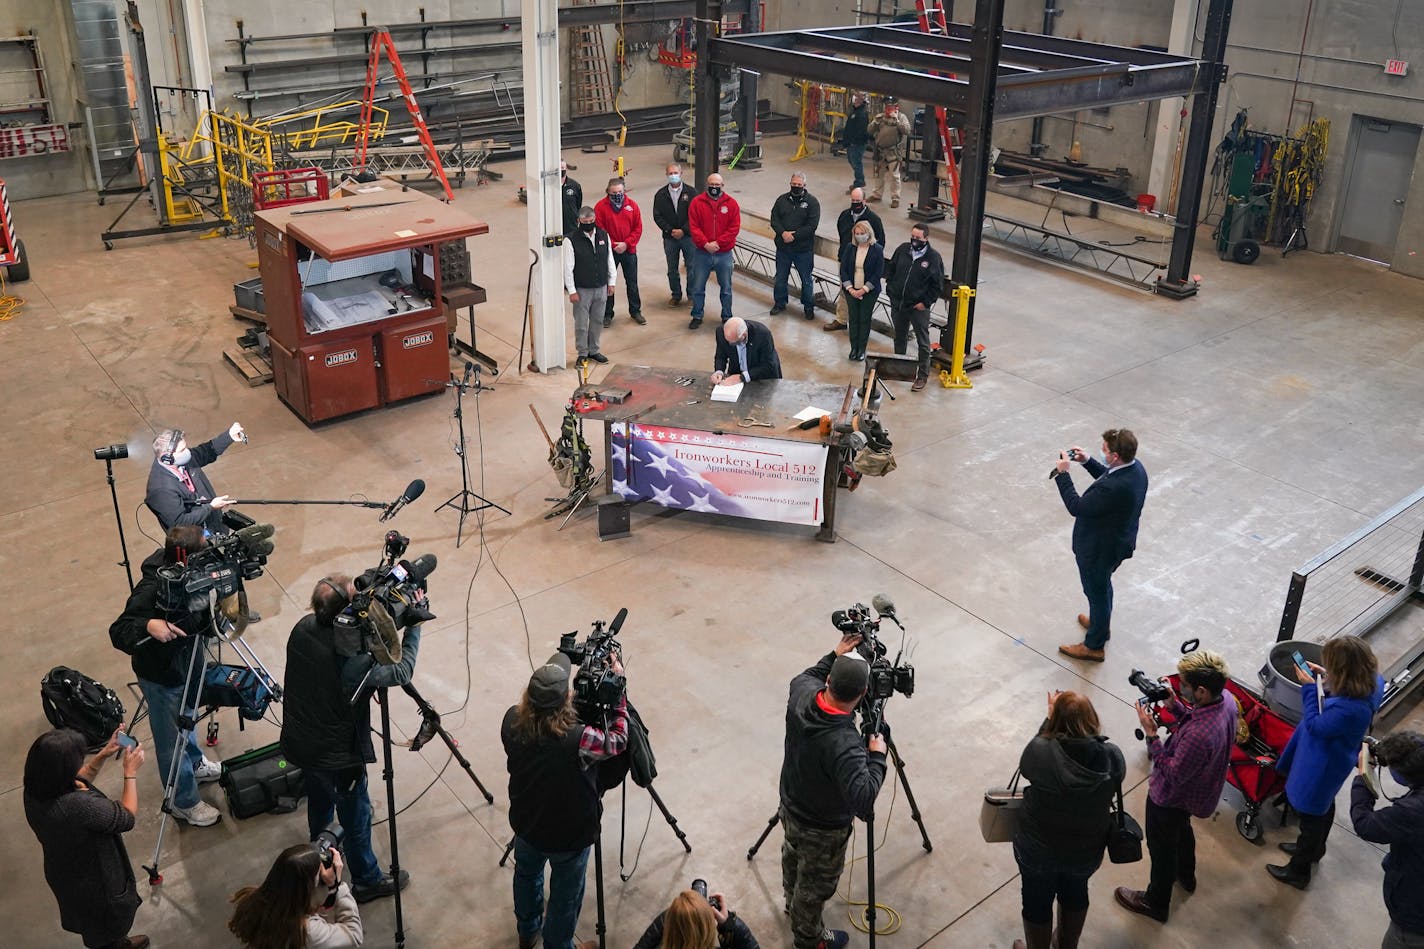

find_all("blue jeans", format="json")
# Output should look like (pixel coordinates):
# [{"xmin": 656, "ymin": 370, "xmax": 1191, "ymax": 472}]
[
  {"xmin": 305, "ymin": 767, "xmax": 383, "ymax": 887},
  {"xmin": 512, "ymin": 836, "xmax": 590, "ymax": 949},
  {"xmin": 138, "ymin": 677, "xmax": 203, "ymax": 809},
  {"xmin": 690, "ymin": 249, "xmax": 734, "ymax": 320},
  {"xmin": 1076, "ymin": 553, "xmax": 1121, "ymax": 649},
  {"xmin": 663, "ymin": 234, "xmax": 695, "ymax": 297},
  {"xmin": 774, "ymin": 247, "xmax": 815, "ymax": 313},
  {"xmin": 846, "ymin": 142, "xmax": 866, "ymax": 187}
]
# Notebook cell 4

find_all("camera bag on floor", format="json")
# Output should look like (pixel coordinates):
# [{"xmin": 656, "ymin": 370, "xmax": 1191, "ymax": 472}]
[
  {"xmin": 220, "ymin": 742, "xmax": 305, "ymax": 818},
  {"xmin": 40, "ymin": 666, "xmax": 126, "ymax": 751}
]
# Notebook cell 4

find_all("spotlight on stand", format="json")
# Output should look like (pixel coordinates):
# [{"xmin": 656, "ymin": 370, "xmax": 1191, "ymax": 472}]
[{"xmin": 93, "ymin": 442, "xmax": 134, "ymax": 590}]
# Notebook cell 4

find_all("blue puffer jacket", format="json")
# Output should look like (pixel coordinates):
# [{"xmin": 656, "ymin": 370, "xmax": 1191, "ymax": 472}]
[{"xmin": 1277, "ymin": 675, "xmax": 1384, "ymax": 816}]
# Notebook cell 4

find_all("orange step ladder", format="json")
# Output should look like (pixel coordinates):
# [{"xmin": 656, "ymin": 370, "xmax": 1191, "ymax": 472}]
[
  {"xmin": 913, "ymin": 0, "xmax": 962, "ymax": 211},
  {"xmin": 356, "ymin": 29, "xmax": 454, "ymax": 202}
]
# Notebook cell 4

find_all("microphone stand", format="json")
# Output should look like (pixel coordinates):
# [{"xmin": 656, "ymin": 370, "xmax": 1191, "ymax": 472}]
[
  {"xmin": 100, "ymin": 455, "xmax": 135, "ymax": 591},
  {"xmin": 433, "ymin": 363, "xmax": 510, "ymax": 547}
]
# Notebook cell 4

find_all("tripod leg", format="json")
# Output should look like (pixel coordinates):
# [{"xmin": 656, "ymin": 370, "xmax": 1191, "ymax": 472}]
[
  {"xmin": 593, "ymin": 834, "xmax": 607, "ymax": 949},
  {"xmin": 887, "ymin": 738, "xmax": 933, "ymax": 852},
  {"xmin": 643, "ymin": 783, "xmax": 692, "ymax": 853},
  {"xmin": 379, "ymin": 690, "xmax": 408, "ymax": 948},
  {"xmin": 865, "ymin": 813, "xmax": 878, "ymax": 949},
  {"xmin": 402, "ymin": 683, "xmax": 495, "ymax": 803},
  {"xmin": 499, "ymin": 837, "xmax": 515, "ymax": 868},
  {"xmin": 747, "ymin": 810, "xmax": 781, "ymax": 860},
  {"xmin": 145, "ymin": 637, "xmax": 211, "ymax": 884}
]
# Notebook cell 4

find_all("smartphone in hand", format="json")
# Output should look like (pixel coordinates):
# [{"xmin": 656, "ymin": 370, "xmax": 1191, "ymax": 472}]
[
  {"xmin": 1291, "ymin": 650, "xmax": 1314, "ymax": 678},
  {"xmin": 117, "ymin": 733, "xmax": 138, "ymax": 752}
]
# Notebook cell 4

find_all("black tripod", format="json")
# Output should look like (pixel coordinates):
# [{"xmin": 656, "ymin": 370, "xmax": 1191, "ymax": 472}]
[
  {"xmin": 435, "ymin": 362, "xmax": 509, "ymax": 547},
  {"xmin": 143, "ymin": 599, "xmax": 283, "ymax": 885},
  {"xmin": 369, "ymin": 679, "xmax": 497, "ymax": 949},
  {"xmin": 746, "ymin": 733, "xmax": 931, "ymax": 949}
]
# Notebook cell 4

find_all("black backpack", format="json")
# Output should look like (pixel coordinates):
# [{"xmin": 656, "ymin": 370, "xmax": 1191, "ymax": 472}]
[{"xmin": 40, "ymin": 666, "xmax": 126, "ymax": 751}]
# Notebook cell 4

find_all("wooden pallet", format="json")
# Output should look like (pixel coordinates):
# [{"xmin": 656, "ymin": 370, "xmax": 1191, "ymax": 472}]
[
  {"xmin": 224, "ymin": 346, "xmax": 273, "ymax": 386},
  {"xmin": 230, "ymin": 304, "xmax": 267, "ymax": 325}
]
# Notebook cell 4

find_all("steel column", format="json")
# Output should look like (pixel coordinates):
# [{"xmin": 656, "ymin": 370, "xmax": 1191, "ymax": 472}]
[
  {"xmin": 1157, "ymin": 0, "xmax": 1233, "ymax": 298},
  {"xmin": 736, "ymin": 0, "xmax": 759, "ymax": 159},
  {"xmin": 1029, "ymin": 0, "xmax": 1058, "ymax": 155},
  {"xmin": 942, "ymin": 0, "xmax": 1006, "ymax": 365},
  {"xmin": 694, "ymin": 0, "xmax": 723, "ymax": 186}
]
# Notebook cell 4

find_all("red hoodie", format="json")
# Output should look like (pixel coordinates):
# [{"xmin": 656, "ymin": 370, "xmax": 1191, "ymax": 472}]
[
  {"xmin": 688, "ymin": 191, "xmax": 741, "ymax": 251},
  {"xmin": 594, "ymin": 195, "xmax": 643, "ymax": 253}
]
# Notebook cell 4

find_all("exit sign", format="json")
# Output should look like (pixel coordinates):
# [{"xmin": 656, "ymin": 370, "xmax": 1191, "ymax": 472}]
[{"xmin": 1385, "ymin": 59, "xmax": 1409, "ymax": 76}]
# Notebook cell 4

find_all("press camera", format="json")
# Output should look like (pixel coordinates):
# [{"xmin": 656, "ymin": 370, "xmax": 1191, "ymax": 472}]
[
  {"xmin": 335, "ymin": 531, "xmax": 437, "ymax": 663},
  {"xmin": 155, "ymin": 522, "xmax": 275, "ymax": 619},
  {"xmin": 558, "ymin": 607, "xmax": 629, "ymax": 718},
  {"xmin": 1129, "ymin": 668, "xmax": 1173, "ymax": 704},
  {"xmin": 831, "ymin": 598, "xmax": 915, "ymax": 728}
]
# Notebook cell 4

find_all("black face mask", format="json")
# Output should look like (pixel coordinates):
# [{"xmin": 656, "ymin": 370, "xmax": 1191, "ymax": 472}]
[
  {"xmin": 707, "ymin": 186, "xmax": 723, "ymax": 198},
  {"xmin": 910, "ymin": 238, "xmax": 928, "ymax": 251},
  {"xmin": 850, "ymin": 202, "xmax": 865, "ymax": 213},
  {"xmin": 580, "ymin": 222, "xmax": 596, "ymax": 233},
  {"xmin": 790, "ymin": 186, "xmax": 806, "ymax": 199}
]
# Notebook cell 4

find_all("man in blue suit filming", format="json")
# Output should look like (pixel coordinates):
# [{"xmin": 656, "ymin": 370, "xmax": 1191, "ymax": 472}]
[{"xmin": 1052, "ymin": 428, "xmax": 1149, "ymax": 662}]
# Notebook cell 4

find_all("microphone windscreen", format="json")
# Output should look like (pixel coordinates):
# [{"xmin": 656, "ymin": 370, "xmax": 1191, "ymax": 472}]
[
  {"xmin": 871, "ymin": 593, "xmax": 895, "ymax": 615},
  {"xmin": 236, "ymin": 523, "xmax": 276, "ymax": 545},
  {"xmin": 404, "ymin": 553, "xmax": 437, "ymax": 583},
  {"xmin": 609, "ymin": 607, "xmax": 629, "ymax": 636},
  {"xmin": 404, "ymin": 479, "xmax": 426, "ymax": 502}
]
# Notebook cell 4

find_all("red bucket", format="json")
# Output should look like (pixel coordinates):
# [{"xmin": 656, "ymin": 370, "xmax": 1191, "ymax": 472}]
[{"xmin": 1136, "ymin": 193, "xmax": 1157, "ymax": 213}]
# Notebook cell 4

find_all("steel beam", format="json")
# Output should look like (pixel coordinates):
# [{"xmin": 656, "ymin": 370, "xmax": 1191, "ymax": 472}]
[
  {"xmin": 558, "ymin": 0, "xmax": 749, "ymax": 27},
  {"xmin": 1159, "ymin": 0, "xmax": 1233, "ymax": 297}
]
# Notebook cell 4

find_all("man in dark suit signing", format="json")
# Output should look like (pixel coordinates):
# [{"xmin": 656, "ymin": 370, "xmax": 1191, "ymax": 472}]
[
  {"xmin": 711, "ymin": 316, "xmax": 782, "ymax": 385},
  {"xmin": 1053, "ymin": 428, "xmax": 1149, "ymax": 662}
]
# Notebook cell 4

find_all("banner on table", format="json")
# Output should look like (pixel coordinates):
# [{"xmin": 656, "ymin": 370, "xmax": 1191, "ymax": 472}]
[{"xmin": 611, "ymin": 423, "xmax": 830, "ymax": 525}]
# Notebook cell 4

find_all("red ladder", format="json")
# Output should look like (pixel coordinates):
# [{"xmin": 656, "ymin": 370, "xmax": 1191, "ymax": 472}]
[
  {"xmin": 913, "ymin": 0, "xmax": 962, "ymax": 211},
  {"xmin": 356, "ymin": 29, "xmax": 454, "ymax": 202}
]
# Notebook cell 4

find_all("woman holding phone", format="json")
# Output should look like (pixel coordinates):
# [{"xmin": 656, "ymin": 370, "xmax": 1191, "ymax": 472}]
[
  {"xmin": 1270, "ymin": 635, "xmax": 1383, "ymax": 889},
  {"xmin": 24, "ymin": 726, "xmax": 147, "ymax": 948}
]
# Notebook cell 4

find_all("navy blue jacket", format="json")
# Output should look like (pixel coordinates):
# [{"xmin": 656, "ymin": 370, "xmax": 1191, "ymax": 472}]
[
  {"xmin": 1055, "ymin": 457, "xmax": 1148, "ymax": 564},
  {"xmin": 839, "ymin": 241, "xmax": 884, "ymax": 297},
  {"xmin": 714, "ymin": 319, "xmax": 782, "ymax": 381},
  {"xmin": 1352, "ymin": 777, "xmax": 1424, "ymax": 934},
  {"xmin": 1278, "ymin": 676, "xmax": 1384, "ymax": 815}
]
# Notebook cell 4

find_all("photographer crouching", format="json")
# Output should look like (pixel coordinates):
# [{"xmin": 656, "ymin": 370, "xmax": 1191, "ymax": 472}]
[
  {"xmin": 280, "ymin": 575, "xmax": 422, "ymax": 904},
  {"xmin": 780, "ymin": 631, "xmax": 887, "ymax": 949},
  {"xmin": 229, "ymin": 841, "xmax": 362, "ymax": 949},
  {"xmin": 633, "ymin": 881, "xmax": 760, "ymax": 949},
  {"xmin": 502, "ymin": 650, "xmax": 628, "ymax": 949},
  {"xmin": 1351, "ymin": 732, "xmax": 1424, "ymax": 949},
  {"xmin": 107, "ymin": 525, "xmax": 226, "ymax": 828}
]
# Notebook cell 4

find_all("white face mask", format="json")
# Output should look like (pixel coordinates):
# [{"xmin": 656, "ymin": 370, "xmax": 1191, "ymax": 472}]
[
  {"xmin": 854, "ymin": 233, "xmax": 871, "ymax": 245},
  {"xmin": 171, "ymin": 447, "xmax": 192, "ymax": 467}
]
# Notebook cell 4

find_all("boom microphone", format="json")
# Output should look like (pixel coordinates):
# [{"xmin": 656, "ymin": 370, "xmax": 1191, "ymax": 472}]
[
  {"xmin": 872, "ymin": 593, "xmax": 904, "ymax": 629},
  {"xmin": 380, "ymin": 479, "xmax": 425, "ymax": 522},
  {"xmin": 608, "ymin": 607, "xmax": 629, "ymax": 636}
]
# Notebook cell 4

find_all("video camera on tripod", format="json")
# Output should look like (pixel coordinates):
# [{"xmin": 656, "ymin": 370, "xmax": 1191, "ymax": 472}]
[
  {"xmin": 558, "ymin": 607, "xmax": 629, "ymax": 719},
  {"xmin": 831, "ymin": 594, "xmax": 915, "ymax": 731},
  {"xmin": 155, "ymin": 522, "xmax": 275, "ymax": 625},
  {"xmin": 335, "ymin": 531, "xmax": 437, "ymax": 665}
]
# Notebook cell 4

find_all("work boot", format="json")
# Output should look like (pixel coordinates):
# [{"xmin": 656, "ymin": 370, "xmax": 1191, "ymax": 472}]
[
  {"xmin": 630, "ymin": 311, "xmax": 646, "ymax": 325},
  {"xmin": 602, "ymin": 315, "xmax": 613, "ymax": 328},
  {"xmin": 1059, "ymin": 642, "xmax": 1105, "ymax": 662},
  {"xmin": 1053, "ymin": 907, "xmax": 1089, "ymax": 949},
  {"xmin": 823, "ymin": 319, "xmax": 847, "ymax": 331},
  {"xmin": 518, "ymin": 933, "xmax": 539, "ymax": 949},
  {"xmin": 911, "ymin": 373, "xmax": 927, "ymax": 392},
  {"xmin": 353, "ymin": 869, "xmax": 411, "ymax": 903}
]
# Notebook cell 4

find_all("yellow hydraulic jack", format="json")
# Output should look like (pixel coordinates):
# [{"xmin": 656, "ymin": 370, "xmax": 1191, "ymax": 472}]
[{"xmin": 939, "ymin": 284, "xmax": 975, "ymax": 389}]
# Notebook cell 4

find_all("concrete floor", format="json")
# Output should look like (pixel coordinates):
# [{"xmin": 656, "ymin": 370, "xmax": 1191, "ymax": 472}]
[{"xmin": 2, "ymin": 138, "xmax": 1423, "ymax": 948}]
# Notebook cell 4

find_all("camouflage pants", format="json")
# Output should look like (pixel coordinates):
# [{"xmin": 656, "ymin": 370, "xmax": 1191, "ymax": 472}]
[
  {"xmin": 781, "ymin": 807, "xmax": 852, "ymax": 949},
  {"xmin": 871, "ymin": 153, "xmax": 903, "ymax": 201}
]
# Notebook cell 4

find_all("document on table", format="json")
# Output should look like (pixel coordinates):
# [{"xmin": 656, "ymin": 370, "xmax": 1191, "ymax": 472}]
[
  {"xmin": 711, "ymin": 381, "xmax": 744, "ymax": 402},
  {"xmin": 793, "ymin": 405, "xmax": 833, "ymax": 421}
]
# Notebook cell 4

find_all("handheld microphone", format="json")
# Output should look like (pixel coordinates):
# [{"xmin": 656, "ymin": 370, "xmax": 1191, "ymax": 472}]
[
  {"xmin": 872, "ymin": 593, "xmax": 904, "ymax": 629},
  {"xmin": 379, "ymin": 479, "xmax": 426, "ymax": 522}
]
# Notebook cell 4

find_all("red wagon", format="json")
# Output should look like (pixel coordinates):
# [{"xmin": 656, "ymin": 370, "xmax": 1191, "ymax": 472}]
[{"xmin": 1154, "ymin": 674, "xmax": 1297, "ymax": 841}]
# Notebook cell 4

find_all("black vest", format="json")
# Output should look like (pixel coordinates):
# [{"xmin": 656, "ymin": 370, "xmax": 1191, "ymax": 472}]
[
  {"xmin": 570, "ymin": 228, "xmax": 611, "ymax": 289},
  {"xmin": 502, "ymin": 707, "xmax": 600, "ymax": 852},
  {"xmin": 280, "ymin": 615, "xmax": 366, "ymax": 771}
]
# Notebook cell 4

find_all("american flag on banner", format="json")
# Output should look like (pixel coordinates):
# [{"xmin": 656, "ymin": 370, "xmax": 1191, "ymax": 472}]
[{"xmin": 610, "ymin": 423, "xmax": 752, "ymax": 517}]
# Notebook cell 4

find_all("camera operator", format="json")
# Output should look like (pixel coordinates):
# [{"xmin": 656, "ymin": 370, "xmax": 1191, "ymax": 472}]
[
  {"xmin": 1351, "ymin": 732, "xmax": 1424, "ymax": 949},
  {"xmin": 780, "ymin": 631, "xmax": 887, "ymax": 949},
  {"xmin": 229, "ymin": 842, "xmax": 363, "ymax": 949},
  {"xmin": 106, "ymin": 524, "xmax": 224, "ymax": 828},
  {"xmin": 280, "ymin": 576, "xmax": 420, "ymax": 904},
  {"xmin": 501, "ymin": 652, "xmax": 628, "ymax": 949},
  {"xmin": 633, "ymin": 887, "xmax": 760, "ymax": 949},
  {"xmin": 1115, "ymin": 650, "xmax": 1237, "ymax": 924}
]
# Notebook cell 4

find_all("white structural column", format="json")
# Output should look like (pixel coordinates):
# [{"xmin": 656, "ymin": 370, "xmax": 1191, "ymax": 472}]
[
  {"xmin": 1147, "ymin": 0, "xmax": 1200, "ymax": 213},
  {"xmin": 522, "ymin": 0, "xmax": 568, "ymax": 371}
]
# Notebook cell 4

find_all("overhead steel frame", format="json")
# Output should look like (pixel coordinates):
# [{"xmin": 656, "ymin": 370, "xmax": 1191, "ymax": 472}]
[{"xmin": 700, "ymin": 0, "xmax": 1235, "ymax": 366}]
